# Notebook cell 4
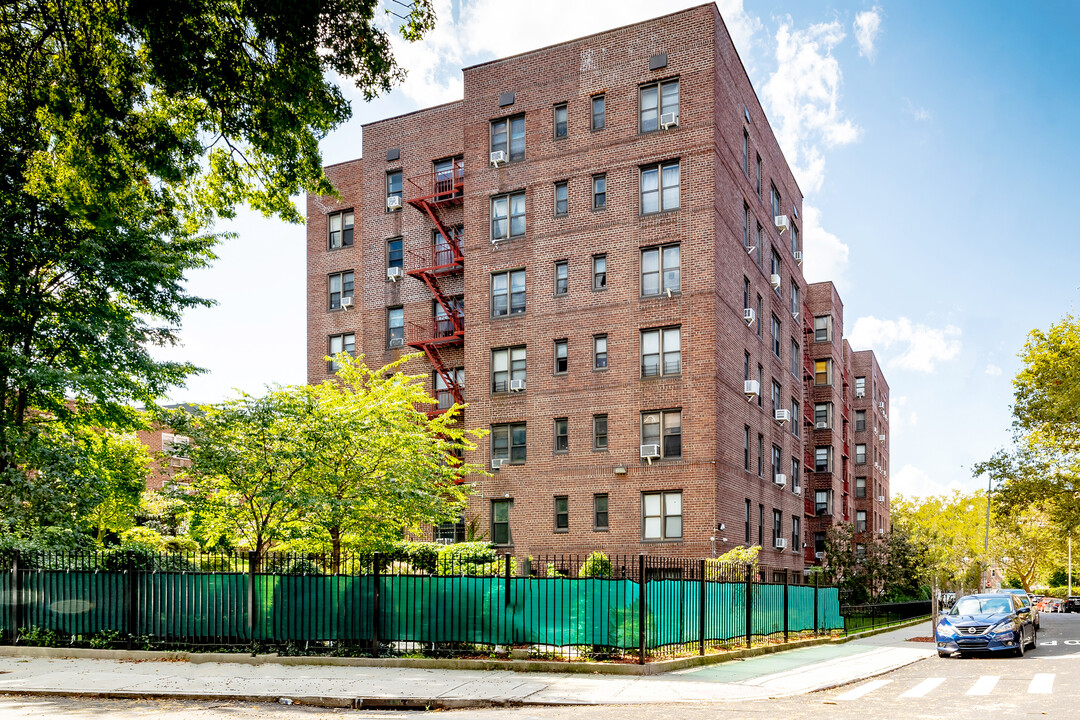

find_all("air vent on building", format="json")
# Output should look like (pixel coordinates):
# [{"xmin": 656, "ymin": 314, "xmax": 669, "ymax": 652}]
[
  {"xmin": 649, "ymin": 53, "xmax": 668, "ymax": 70},
  {"xmin": 386, "ymin": 148, "xmax": 400, "ymax": 162},
  {"xmin": 498, "ymin": 91, "xmax": 515, "ymax": 107}
]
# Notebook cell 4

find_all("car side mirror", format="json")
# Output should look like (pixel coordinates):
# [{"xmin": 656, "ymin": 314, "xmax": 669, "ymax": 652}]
[{"xmin": 1017, "ymin": 606, "xmax": 1030, "ymax": 614}]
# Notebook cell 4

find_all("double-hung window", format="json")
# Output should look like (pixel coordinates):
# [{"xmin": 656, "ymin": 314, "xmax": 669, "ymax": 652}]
[
  {"xmin": 770, "ymin": 183, "xmax": 781, "ymax": 219},
  {"xmin": 328, "ymin": 333, "xmax": 355, "ymax": 372},
  {"xmin": 856, "ymin": 510, "xmax": 867, "ymax": 533},
  {"xmin": 815, "ymin": 403, "xmax": 832, "ymax": 429},
  {"xmin": 491, "ymin": 500, "xmax": 511, "ymax": 545},
  {"xmin": 642, "ymin": 409, "xmax": 681, "ymax": 459},
  {"xmin": 387, "ymin": 238, "xmax": 403, "ymax": 271},
  {"xmin": 642, "ymin": 491, "xmax": 682, "ymax": 541},
  {"xmin": 492, "ymin": 192, "xmax": 526, "ymax": 240},
  {"xmin": 773, "ymin": 509, "xmax": 782, "ymax": 546},
  {"xmin": 591, "ymin": 94, "xmax": 605, "ymax": 130},
  {"xmin": 641, "ymin": 326, "xmax": 681, "ymax": 377},
  {"xmin": 553, "ymin": 104, "xmax": 567, "ymax": 139},
  {"xmin": 790, "ymin": 339, "xmax": 800, "ymax": 376},
  {"xmin": 814, "ymin": 358, "xmax": 831, "ymax": 386},
  {"xmin": 554, "ymin": 339, "xmax": 568, "ymax": 374},
  {"xmin": 772, "ymin": 445, "xmax": 782, "ymax": 479},
  {"xmin": 593, "ymin": 255, "xmax": 607, "ymax": 289},
  {"xmin": 791, "ymin": 516, "xmax": 801, "ymax": 553},
  {"xmin": 855, "ymin": 410, "xmax": 866, "ymax": 432},
  {"xmin": 742, "ymin": 131, "xmax": 749, "ymax": 176},
  {"xmin": 814, "ymin": 315, "xmax": 832, "ymax": 342},
  {"xmin": 641, "ymin": 160, "xmax": 680, "ymax": 214},
  {"xmin": 755, "ymin": 154, "xmax": 762, "ymax": 197},
  {"xmin": 640, "ymin": 79, "xmax": 679, "ymax": 133},
  {"xmin": 491, "ymin": 115, "xmax": 525, "ymax": 162},
  {"xmin": 815, "ymin": 489, "xmax": 831, "ymax": 516},
  {"xmin": 791, "ymin": 458, "xmax": 801, "ymax": 493},
  {"xmin": 815, "ymin": 446, "xmax": 831, "ymax": 473},
  {"xmin": 856, "ymin": 477, "xmax": 867, "ymax": 498},
  {"xmin": 641, "ymin": 244, "xmax": 680, "ymax": 296},
  {"xmin": 771, "ymin": 315, "xmax": 782, "ymax": 358},
  {"xmin": 491, "ymin": 269, "xmax": 526, "ymax": 316},
  {"xmin": 434, "ymin": 368, "xmax": 463, "ymax": 410},
  {"xmin": 594, "ymin": 494, "xmax": 609, "ymax": 529},
  {"xmin": 387, "ymin": 171, "xmax": 403, "ymax": 209},
  {"xmin": 328, "ymin": 210, "xmax": 354, "ymax": 249},
  {"xmin": 554, "ymin": 261, "xmax": 568, "ymax": 295},
  {"xmin": 491, "ymin": 347, "xmax": 526, "ymax": 393},
  {"xmin": 593, "ymin": 335, "xmax": 608, "ymax": 369},
  {"xmin": 592, "ymin": 174, "xmax": 606, "ymax": 209},
  {"xmin": 492, "ymin": 423, "xmax": 526, "ymax": 464},
  {"xmin": 593, "ymin": 414, "xmax": 608, "ymax": 450},
  {"xmin": 791, "ymin": 399, "xmax": 800, "ymax": 436},
  {"xmin": 554, "ymin": 419, "xmax": 569, "ymax": 453},
  {"xmin": 328, "ymin": 271, "xmax": 353, "ymax": 310},
  {"xmin": 771, "ymin": 380, "xmax": 782, "ymax": 413},
  {"xmin": 554, "ymin": 181, "xmax": 568, "ymax": 216},
  {"xmin": 554, "ymin": 496, "xmax": 569, "ymax": 529},
  {"xmin": 791, "ymin": 223, "xmax": 800, "ymax": 256},
  {"xmin": 387, "ymin": 307, "xmax": 404, "ymax": 346},
  {"xmin": 855, "ymin": 443, "xmax": 867, "ymax": 465},
  {"xmin": 790, "ymin": 282, "xmax": 800, "ymax": 317}
]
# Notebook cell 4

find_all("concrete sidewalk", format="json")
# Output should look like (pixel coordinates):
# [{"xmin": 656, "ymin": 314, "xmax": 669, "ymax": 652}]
[{"xmin": 0, "ymin": 622, "xmax": 936, "ymax": 709}]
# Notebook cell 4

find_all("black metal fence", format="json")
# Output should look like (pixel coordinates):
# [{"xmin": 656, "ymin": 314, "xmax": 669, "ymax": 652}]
[
  {"xmin": 0, "ymin": 550, "xmax": 844, "ymax": 662},
  {"xmin": 841, "ymin": 600, "xmax": 932, "ymax": 634}
]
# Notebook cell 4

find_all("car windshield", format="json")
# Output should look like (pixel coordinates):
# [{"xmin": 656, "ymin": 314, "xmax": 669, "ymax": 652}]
[{"xmin": 952, "ymin": 597, "xmax": 1012, "ymax": 615}]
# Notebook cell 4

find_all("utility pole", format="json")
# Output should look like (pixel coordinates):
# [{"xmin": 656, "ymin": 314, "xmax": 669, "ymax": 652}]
[
  {"xmin": 1069, "ymin": 534, "xmax": 1073, "ymax": 597},
  {"xmin": 983, "ymin": 474, "xmax": 992, "ymax": 590}
]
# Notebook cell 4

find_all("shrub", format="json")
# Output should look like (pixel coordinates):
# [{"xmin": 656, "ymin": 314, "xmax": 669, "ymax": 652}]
[
  {"xmin": 435, "ymin": 541, "xmax": 508, "ymax": 576},
  {"xmin": 579, "ymin": 551, "xmax": 613, "ymax": 578},
  {"xmin": 386, "ymin": 541, "xmax": 441, "ymax": 574}
]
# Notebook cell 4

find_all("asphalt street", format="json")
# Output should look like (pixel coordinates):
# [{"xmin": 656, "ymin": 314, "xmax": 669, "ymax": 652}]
[{"xmin": 0, "ymin": 614, "xmax": 1077, "ymax": 719}]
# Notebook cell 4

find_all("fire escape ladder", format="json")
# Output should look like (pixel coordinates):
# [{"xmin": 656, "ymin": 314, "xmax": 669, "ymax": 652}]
[
  {"xmin": 417, "ymin": 273, "xmax": 463, "ymax": 335},
  {"xmin": 420, "ymin": 345, "xmax": 464, "ymax": 407}
]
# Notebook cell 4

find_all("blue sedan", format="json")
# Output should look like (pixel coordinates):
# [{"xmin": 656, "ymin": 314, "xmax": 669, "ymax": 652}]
[{"xmin": 936, "ymin": 593, "xmax": 1036, "ymax": 658}]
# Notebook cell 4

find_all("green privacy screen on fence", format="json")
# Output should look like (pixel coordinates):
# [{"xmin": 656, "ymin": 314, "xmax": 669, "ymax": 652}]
[{"xmin": 2, "ymin": 569, "xmax": 843, "ymax": 651}]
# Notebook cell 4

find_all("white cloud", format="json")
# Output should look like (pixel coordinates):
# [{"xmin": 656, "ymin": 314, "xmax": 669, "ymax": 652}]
[
  {"xmin": 848, "ymin": 316, "xmax": 963, "ymax": 373},
  {"xmin": 893, "ymin": 464, "xmax": 965, "ymax": 499},
  {"xmin": 985, "ymin": 364, "xmax": 1003, "ymax": 376},
  {"xmin": 762, "ymin": 19, "xmax": 860, "ymax": 194},
  {"xmin": 888, "ymin": 395, "xmax": 917, "ymax": 431},
  {"xmin": 853, "ymin": 7, "xmax": 882, "ymax": 59},
  {"xmin": 800, "ymin": 203, "xmax": 850, "ymax": 288},
  {"xmin": 903, "ymin": 97, "xmax": 932, "ymax": 121}
]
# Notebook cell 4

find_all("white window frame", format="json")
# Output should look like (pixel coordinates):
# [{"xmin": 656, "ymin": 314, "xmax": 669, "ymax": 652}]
[{"xmin": 642, "ymin": 490, "xmax": 682, "ymax": 541}]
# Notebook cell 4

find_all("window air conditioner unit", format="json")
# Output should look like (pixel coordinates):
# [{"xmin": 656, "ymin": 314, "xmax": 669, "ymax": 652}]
[
  {"xmin": 509, "ymin": 379, "xmax": 526, "ymax": 392},
  {"xmin": 659, "ymin": 112, "xmax": 679, "ymax": 129},
  {"xmin": 388, "ymin": 337, "xmax": 405, "ymax": 348},
  {"xmin": 793, "ymin": 486, "xmax": 801, "ymax": 495},
  {"xmin": 792, "ymin": 311, "xmax": 799, "ymax": 321},
  {"xmin": 491, "ymin": 458, "xmax": 506, "ymax": 470},
  {"xmin": 815, "ymin": 421, "xmax": 828, "ymax": 430},
  {"xmin": 490, "ymin": 150, "xmax": 507, "ymax": 166},
  {"xmin": 640, "ymin": 444, "xmax": 661, "ymax": 460},
  {"xmin": 386, "ymin": 267, "xmax": 403, "ymax": 282},
  {"xmin": 743, "ymin": 308, "xmax": 756, "ymax": 326},
  {"xmin": 878, "ymin": 401, "xmax": 885, "ymax": 409},
  {"xmin": 774, "ymin": 408, "xmax": 790, "ymax": 424},
  {"xmin": 774, "ymin": 473, "xmax": 787, "ymax": 487},
  {"xmin": 743, "ymin": 379, "xmax": 760, "ymax": 400},
  {"xmin": 339, "ymin": 296, "xmax": 353, "ymax": 308},
  {"xmin": 794, "ymin": 250, "xmax": 803, "ymax": 264},
  {"xmin": 386, "ymin": 195, "xmax": 402, "ymax": 210},
  {"xmin": 774, "ymin": 215, "xmax": 789, "ymax": 233},
  {"xmin": 855, "ymin": 389, "xmax": 865, "ymax": 398},
  {"xmin": 774, "ymin": 538, "xmax": 788, "ymax": 549},
  {"xmin": 879, "ymin": 434, "xmax": 886, "ymax": 442},
  {"xmin": 878, "ymin": 496, "xmax": 886, "ymax": 503},
  {"xmin": 770, "ymin": 273, "xmax": 781, "ymax": 288},
  {"xmin": 878, "ymin": 528, "xmax": 884, "ymax": 535},
  {"xmin": 814, "ymin": 551, "xmax": 825, "ymax": 560}
]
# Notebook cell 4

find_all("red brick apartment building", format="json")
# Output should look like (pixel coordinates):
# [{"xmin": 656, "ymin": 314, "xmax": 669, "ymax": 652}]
[{"xmin": 306, "ymin": 3, "xmax": 888, "ymax": 572}]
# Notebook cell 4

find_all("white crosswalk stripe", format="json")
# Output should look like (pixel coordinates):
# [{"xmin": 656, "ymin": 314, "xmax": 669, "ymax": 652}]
[
  {"xmin": 1028, "ymin": 673, "xmax": 1054, "ymax": 694},
  {"xmin": 834, "ymin": 679, "xmax": 892, "ymax": 701},
  {"xmin": 966, "ymin": 676, "xmax": 999, "ymax": 696},
  {"xmin": 898, "ymin": 677, "xmax": 945, "ymax": 698}
]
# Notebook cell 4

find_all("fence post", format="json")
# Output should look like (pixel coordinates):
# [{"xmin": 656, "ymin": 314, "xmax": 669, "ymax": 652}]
[
  {"xmin": 638, "ymin": 554, "xmax": 646, "ymax": 665},
  {"xmin": 126, "ymin": 556, "xmax": 137, "ymax": 650},
  {"xmin": 10, "ymin": 550, "xmax": 21, "ymax": 643},
  {"xmin": 698, "ymin": 559, "xmax": 706, "ymax": 656},
  {"xmin": 745, "ymin": 563, "xmax": 753, "ymax": 649},
  {"xmin": 783, "ymin": 570, "xmax": 789, "ymax": 643},
  {"xmin": 247, "ymin": 551, "xmax": 258, "ymax": 655},
  {"xmin": 813, "ymin": 571, "xmax": 819, "ymax": 636},
  {"xmin": 372, "ymin": 552, "xmax": 382, "ymax": 658}
]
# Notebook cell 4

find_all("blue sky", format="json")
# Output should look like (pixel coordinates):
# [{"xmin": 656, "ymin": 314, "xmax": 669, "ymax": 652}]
[{"xmin": 159, "ymin": 0, "xmax": 1080, "ymax": 498}]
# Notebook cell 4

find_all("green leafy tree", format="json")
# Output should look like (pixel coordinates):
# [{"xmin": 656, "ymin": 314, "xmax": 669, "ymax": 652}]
[
  {"xmin": 82, "ymin": 431, "xmax": 151, "ymax": 542},
  {"xmin": 892, "ymin": 491, "xmax": 988, "ymax": 593}
]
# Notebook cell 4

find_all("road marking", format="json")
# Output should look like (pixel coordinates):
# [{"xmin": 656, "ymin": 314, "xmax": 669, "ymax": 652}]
[
  {"xmin": 966, "ymin": 676, "xmax": 999, "ymax": 696},
  {"xmin": 834, "ymin": 679, "xmax": 892, "ymax": 701},
  {"xmin": 899, "ymin": 677, "xmax": 945, "ymax": 698},
  {"xmin": 1028, "ymin": 674, "xmax": 1054, "ymax": 694}
]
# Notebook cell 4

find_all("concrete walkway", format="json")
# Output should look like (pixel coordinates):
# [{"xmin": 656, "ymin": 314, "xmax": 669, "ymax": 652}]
[{"xmin": 0, "ymin": 622, "xmax": 936, "ymax": 709}]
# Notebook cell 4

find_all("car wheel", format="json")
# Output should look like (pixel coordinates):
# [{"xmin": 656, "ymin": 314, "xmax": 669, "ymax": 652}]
[
  {"xmin": 1028, "ymin": 628, "xmax": 1038, "ymax": 651},
  {"xmin": 1015, "ymin": 630, "xmax": 1026, "ymax": 657},
  {"xmin": 937, "ymin": 651, "xmax": 952, "ymax": 658}
]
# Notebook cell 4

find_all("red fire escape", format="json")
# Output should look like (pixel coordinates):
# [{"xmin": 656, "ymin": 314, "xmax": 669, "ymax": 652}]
[
  {"xmin": 404, "ymin": 159, "xmax": 465, "ymax": 414},
  {"xmin": 802, "ymin": 310, "xmax": 817, "ymax": 564}
]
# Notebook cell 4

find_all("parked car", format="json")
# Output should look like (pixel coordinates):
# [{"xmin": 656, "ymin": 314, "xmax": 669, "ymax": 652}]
[
  {"xmin": 935, "ymin": 593, "xmax": 1036, "ymax": 658},
  {"xmin": 940, "ymin": 591, "xmax": 956, "ymax": 609},
  {"xmin": 1065, "ymin": 596, "xmax": 1080, "ymax": 613},
  {"xmin": 1048, "ymin": 598, "xmax": 1064, "ymax": 613},
  {"xmin": 999, "ymin": 588, "xmax": 1040, "ymax": 630}
]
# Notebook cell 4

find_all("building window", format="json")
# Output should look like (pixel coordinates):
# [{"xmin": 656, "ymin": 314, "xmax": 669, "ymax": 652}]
[
  {"xmin": 387, "ymin": 307, "xmax": 404, "ymax": 347},
  {"xmin": 435, "ymin": 516, "xmax": 466, "ymax": 544},
  {"xmin": 594, "ymin": 494, "xmax": 609, "ymax": 530},
  {"xmin": 387, "ymin": 237, "xmax": 403, "ymax": 271},
  {"xmin": 434, "ymin": 368, "xmax": 463, "ymax": 410},
  {"xmin": 814, "ymin": 489, "xmax": 831, "ymax": 516},
  {"xmin": 640, "ymin": 78, "xmax": 679, "ymax": 133},
  {"xmin": 554, "ymin": 260, "xmax": 568, "ymax": 295},
  {"xmin": 855, "ymin": 410, "xmax": 866, "ymax": 432},
  {"xmin": 491, "ymin": 269, "xmax": 526, "ymax": 317},
  {"xmin": 553, "ymin": 497, "xmax": 569, "ymax": 533},
  {"xmin": 554, "ymin": 339, "xmax": 568, "ymax": 374},
  {"xmin": 641, "ymin": 244, "xmax": 680, "ymax": 296},
  {"xmin": 814, "ymin": 315, "xmax": 832, "ymax": 343},
  {"xmin": 328, "ymin": 210, "xmax": 354, "ymax": 249},
  {"xmin": 593, "ymin": 335, "xmax": 608, "ymax": 369},
  {"xmin": 791, "ymin": 399, "xmax": 800, "ymax": 437},
  {"xmin": 757, "ymin": 364, "xmax": 763, "ymax": 407},
  {"xmin": 855, "ymin": 444, "xmax": 867, "ymax": 465},
  {"xmin": 592, "ymin": 174, "xmax": 606, "ymax": 209},
  {"xmin": 855, "ymin": 376, "xmax": 866, "ymax": 397},
  {"xmin": 643, "ymin": 490, "xmax": 682, "ymax": 541},
  {"xmin": 593, "ymin": 414, "xmax": 608, "ymax": 450},
  {"xmin": 327, "ymin": 333, "xmax": 354, "ymax": 372},
  {"xmin": 815, "ymin": 446, "xmax": 832, "ymax": 473},
  {"xmin": 771, "ymin": 250, "xmax": 782, "ymax": 282},
  {"xmin": 553, "ymin": 103, "xmax": 567, "ymax": 139},
  {"xmin": 790, "ymin": 282, "xmax": 800, "ymax": 317},
  {"xmin": 328, "ymin": 271, "xmax": 354, "ymax": 310},
  {"xmin": 593, "ymin": 254, "xmax": 607, "ymax": 289},
  {"xmin": 492, "ymin": 423, "xmax": 526, "ymax": 464},
  {"xmin": 387, "ymin": 171, "xmax": 403, "ymax": 208},
  {"xmin": 771, "ymin": 315, "xmax": 782, "ymax": 358},
  {"xmin": 757, "ymin": 433, "xmax": 764, "ymax": 476},
  {"xmin": 815, "ymin": 358, "xmax": 831, "ymax": 386},
  {"xmin": 773, "ymin": 509, "xmax": 782, "ymax": 546},
  {"xmin": 492, "ymin": 499, "xmax": 511, "ymax": 545},
  {"xmin": 743, "ymin": 203, "xmax": 750, "ymax": 250},
  {"xmin": 744, "ymin": 426, "xmax": 751, "ymax": 471},
  {"xmin": 856, "ymin": 543, "xmax": 866, "ymax": 562},
  {"xmin": 814, "ymin": 531, "xmax": 826, "ymax": 555},
  {"xmin": 641, "ymin": 326, "xmax": 681, "ymax": 377},
  {"xmin": 815, "ymin": 403, "xmax": 832, "ymax": 429},
  {"xmin": 756, "ymin": 223, "xmax": 764, "ymax": 267},
  {"xmin": 742, "ymin": 130, "xmax": 749, "ymax": 176},
  {"xmin": 492, "ymin": 191, "xmax": 526, "ymax": 240},
  {"xmin": 491, "ymin": 346, "xmax": 526, "ymax": 393},
  {"xmin": 770, "ymin": 183, "xmax": 781, "ymax": 219},
  {"xmin": 772, "ymin": 444, "xmax": 782, "ymax": 479},
  {"xmin": 745, "ymin": 499, "xmax": 752, "ymax": 543},
  {"xmin": 791, "ymin": 516, "xmax": 801, "ymax": 554},
  {"xmin": 641, "ymin": 409, "xmax": 682, "ymax": 459},
  {"xmin": 771, "ymin": 380, "xmax": 782, "ymax": 413},
  {"xmin": 856, "ymin": 477, "xmax": 867, "ymax": 498},
  {"xmin": 856, "ymin": 510, "xmax": 867, "ymax": 533},
  {"xmin": 491, "ymin": 115, "xmax": 525, "ymax": 162},
  {"xmin": 790, "ymin": 339, "xmax": 800, "ymax": 376},
  {"xmin": 756, "ymin": 296, "xmax": 763, "ymax": 338},
  {"xmin": 743, "ymin": 277, "xmax": 751, "ymax": 311},
  {"xmin": 758, "ymin": 504, "xmax": 764, "ymax": 546},
  {"xmin": 591, "ymin": 94, "xmax": 605, "ymax": 130},
  {"xmin": 744, "ymin": 352, "xmax": 751, "ymax": 381},
  {"xmin": 755, "ymin": 154, "xmax": 762, "ymax": 197},
  {"xmin": 791, "ymin": 458, "xmax": 801, "ymax": 493},
  {"xmin": 554, "ymin": 181, "xmax": 568, "ymax": 216},
  {"xmin": 640, "ymin": 160, "xmax": 680, "ymax": 214},
  {"xmin": 554, "ymin": 418, "xmax": 568, "ymax": 453},
  {"xmin": 791, "ymin": 223, "xmax": 800, "ymax": 256}
]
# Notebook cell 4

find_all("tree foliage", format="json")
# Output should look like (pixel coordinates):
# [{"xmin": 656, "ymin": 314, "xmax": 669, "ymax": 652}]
[
  {"xmin": 821, "ymin": 522, "xmax": 929, "ymax": 603},
  {"xmin": 892, "ymin": 491, "xmax": 987, "ymax": 593}
]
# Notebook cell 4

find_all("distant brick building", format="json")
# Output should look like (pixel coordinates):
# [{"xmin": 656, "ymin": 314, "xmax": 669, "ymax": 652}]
[{"xmin": 306, "ymin": 3, "xmax": 888, "ymax": 571}]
